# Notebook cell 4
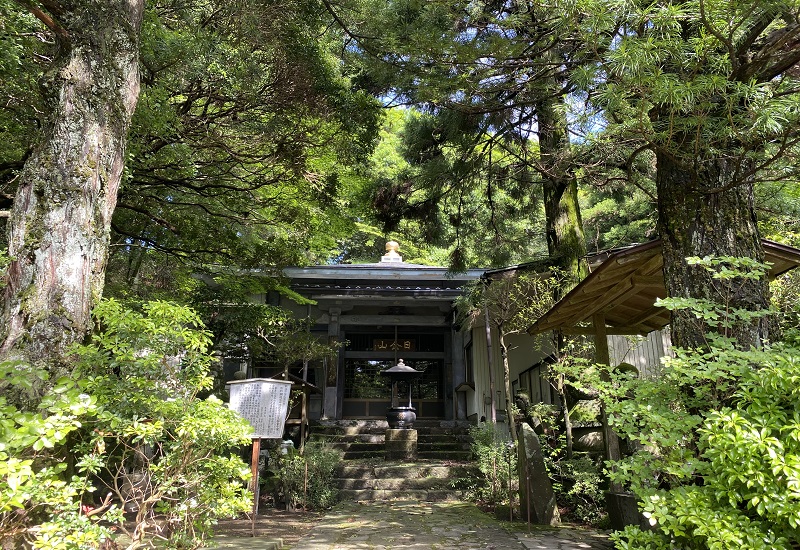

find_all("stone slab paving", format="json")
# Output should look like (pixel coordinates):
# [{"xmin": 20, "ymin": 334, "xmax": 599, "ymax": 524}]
[
  {"xmin": 288, "ymin": 500, "xmax": 614, "ymax": 550},
  {"xmin": 514, "ymin": 528, "xmax": 614, "ymax": 550}
]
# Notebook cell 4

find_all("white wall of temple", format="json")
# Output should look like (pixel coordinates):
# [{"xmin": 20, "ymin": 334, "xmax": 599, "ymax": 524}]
[{"xmin": 464, "ymin": 325, "xmax": 554, "ymax": 423}]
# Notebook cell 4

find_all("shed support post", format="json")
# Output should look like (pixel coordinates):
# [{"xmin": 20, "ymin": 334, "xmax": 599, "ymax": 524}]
[{"xmin": 593, "ymin": 313, "xmax": 623, "ymax": 492}]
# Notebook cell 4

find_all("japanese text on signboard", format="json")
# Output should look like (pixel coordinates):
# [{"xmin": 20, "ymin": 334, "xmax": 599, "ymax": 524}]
[
  {"xmin": 228, "ymin": 379, "xmax": 292, "ymax": 439},
  {"xmin": 373, "ymin": 339, "xmax": 415, "ymax": 351}
]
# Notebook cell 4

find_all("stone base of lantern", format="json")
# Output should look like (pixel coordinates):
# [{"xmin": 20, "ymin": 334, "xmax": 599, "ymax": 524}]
[{"xmin": 385, "ymin": 429, "xmax": 418, "ymax": 461}]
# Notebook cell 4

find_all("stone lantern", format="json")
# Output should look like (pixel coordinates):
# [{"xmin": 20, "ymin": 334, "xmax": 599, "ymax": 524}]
[
  {"xmin": 381, "ymin": 359, "xmax": 422, "ymax": 429},
  {"xmin": 381, "ymin": 359, "xmax": 422, "ymax": 460}
]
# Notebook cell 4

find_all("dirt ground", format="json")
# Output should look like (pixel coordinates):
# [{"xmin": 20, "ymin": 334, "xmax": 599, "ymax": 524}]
[{"xmin": 213, "ymin": 508, "xmax": 323, "ymax": 547}]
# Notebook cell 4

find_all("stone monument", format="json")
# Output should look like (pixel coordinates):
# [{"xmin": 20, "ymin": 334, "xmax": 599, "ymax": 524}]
[{"xmin": 518, "ymin": 423, "xmax": 560, "ymax": 525}]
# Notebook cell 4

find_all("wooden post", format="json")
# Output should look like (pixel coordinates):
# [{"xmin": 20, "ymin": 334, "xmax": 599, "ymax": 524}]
[
  {"xmin": 300, "ymin": 390, "xmax": 307, "ymax": 454},
  {"xmin": 484, "ymin": 306, "xmax": 497, "ymax": 423},
  {"xmin": 250, "ymin": 438, "xmax": 261, "ymax": 515},
  {"xmin": 593, "ymin": 313, "xmax": 623, "ymax": 492}
]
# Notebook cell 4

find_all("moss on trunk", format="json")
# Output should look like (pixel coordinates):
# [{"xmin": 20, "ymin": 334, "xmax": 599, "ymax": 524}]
[
  {"xmin": 656, "ymin": 150, "xmax": 768, "ymax": 350},
  {"xmin": 0, "ymin": 1, "xmax": 144, "ymax": 392}
]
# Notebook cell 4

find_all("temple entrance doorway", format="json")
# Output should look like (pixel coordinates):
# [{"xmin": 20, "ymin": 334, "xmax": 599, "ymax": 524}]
[{"xmin": 341, "ymin": 331, "xmax": 446, "ymax": 419}]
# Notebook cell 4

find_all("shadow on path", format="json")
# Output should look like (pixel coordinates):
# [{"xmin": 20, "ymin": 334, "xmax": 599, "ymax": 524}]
[{"xmin": 291, "ymin": 500, "xmax": 614, "ymax": 550}]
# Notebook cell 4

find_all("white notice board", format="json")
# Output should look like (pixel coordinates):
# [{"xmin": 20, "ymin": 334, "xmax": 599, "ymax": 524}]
[{"xmin": 228, "ymin": 378, "xmax": 293, "ymax": 439}]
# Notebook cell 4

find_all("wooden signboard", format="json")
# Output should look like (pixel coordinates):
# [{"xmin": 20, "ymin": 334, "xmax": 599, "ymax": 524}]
[
  {"xmin": 228, "ymin": 378, "xmax": 293, "ymax": 439},
  {"xmin": 373, "ymin": 338, "xmax": 416, "ymax": 351}
]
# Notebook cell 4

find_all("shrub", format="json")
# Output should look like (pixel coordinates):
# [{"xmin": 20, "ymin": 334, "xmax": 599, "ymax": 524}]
[
  {"xmin": 523, "ymin": 403, "xmax": 606, "ymax": 526},
  {"xmin": 73, "ymin": 300, "xmax": 254, "ymax": 548},
  {"xmin": 269, "ymin": 442, "xmax": 341, "ymax": 511},
  {"xmin": 1, "ymin": 300, "xmax": 255, "ymax": 549},
  {"xmin": 0, "ymin": 363, "xmax": 117, "ymax": 549},
  {"xmin": 550, "ymin": 455, "xmax": 607, "ymax": 526},
  {"xmin": 606, "ymin": 257, "xmax": 800, "ymax": 548},
  {"xmin": 611, "ymin": 345, "xmax": 800, "ymax": 549},
  {"xmin": 468, "ymin": 423, "xmax": 517, "ymax": 507}
]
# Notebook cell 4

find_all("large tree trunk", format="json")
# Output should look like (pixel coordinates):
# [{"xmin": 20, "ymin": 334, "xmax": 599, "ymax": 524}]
[
  {"xmin": 656, "ymin": 151, "xmax": 768, "ymax": 350},
  {"xmin": 1, "ymin": 1, "xmax": 144, "ymax": 384},
  {"xmin": 537, "ymin": 96, "xmax": 588, "ymax": 289}
]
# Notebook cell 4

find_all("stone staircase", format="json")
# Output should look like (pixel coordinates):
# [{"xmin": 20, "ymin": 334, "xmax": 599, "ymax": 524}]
[
  {"xmin": 309, "ymin": 419, "xmax": 473, "ymax": 461},
  {"xmin": 309, "ymin": 419, "xmax": 478, "ymax": 501},
  {"xmin": 334, "ymin": 460, "xmax": 477, "ymax": 501}
]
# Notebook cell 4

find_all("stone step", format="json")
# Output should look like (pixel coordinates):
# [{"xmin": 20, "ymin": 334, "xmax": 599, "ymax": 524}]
[
  {"xmin": 418, "ymin": 450, "xmax": 473, "ymax": 461},
  {"xmin": 336, "ymin": 462, "xmax": 478, "ymax": 480},
  {"xmin": 309, "ymin": 436, "xmax": 470, "ymax": 451},
  {"xmin": 311, "ymin": 433, "xmax": 387, "ymax": 443},
  {"xmin": 311, "ymin": 420, "xmax": 473, "ymax": 436},
  {"xmin": 378, "ymin": 463, "xmax": 475, "ymax": 478},
  {"xmin": 311, "ymin": 433, "xmax": 470, "ymax": 444},
  {"xmin": 334, "ymin": 460, "xmax": 478, "ymax": 502},
  {"xmin": 335, "ymin": 450, "xmax": 474, "ymax": 461},
  {"xmin": 327, "ymin": 441, "xmax": 385, "ymax": 452},
  {"xmin": 417, "ymin": 441, "xmax": 470, "ymax": 450},
  {"xmin": 341, "ymin": 449, "xmax": 386, "ymax": 460},
  {"xmin": 324, "ymin": 445, "xmax": 473, "ymax": 461},
  {"xmin": 311, "ymin": 429, "xmax": 472, "ymax": 441},
  {"xmin": 310, "ymin": 420, "xmax": 475, "ymax": 464},
  {"xmin": 418, "ymin": 432, "xmax": 469, "ymax": 440},
  {"xmin": 338, "ymin": 489, "xmax": 465, "ymax": 501},
  {"xmin": 311, "ymin": 426, "xmax": 388, "ymax": 436},
  {"xmin": 336, "ymin": 477, "xmax": 456, "ymax": 490}
]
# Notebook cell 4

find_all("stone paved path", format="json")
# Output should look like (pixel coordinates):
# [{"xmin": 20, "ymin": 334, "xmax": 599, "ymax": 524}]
[{"xmin": 289, "ymin": 500, "xmax": 613, "ymax": 550}]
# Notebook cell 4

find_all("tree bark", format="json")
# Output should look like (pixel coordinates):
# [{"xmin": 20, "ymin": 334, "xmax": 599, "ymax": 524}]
[
  {"xmin": 1, "ymin": 1, "xmax": 144, "ymax": 382},
  {"xmin": 655, "ymin": 151, "xmax": 768, "ymax": 350},
  {"xmin": 498, "ymin": 330, "xmax": 517, "ymax": 442},
  {"xmin": 537, "ymin": 96, "xmax": 588, "ymax": 290}
]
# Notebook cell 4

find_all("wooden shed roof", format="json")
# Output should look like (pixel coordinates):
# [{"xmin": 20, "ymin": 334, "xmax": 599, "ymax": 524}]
[{"xmin": 527, "ymin": 239, "xmax": 800, "ymax": 336}]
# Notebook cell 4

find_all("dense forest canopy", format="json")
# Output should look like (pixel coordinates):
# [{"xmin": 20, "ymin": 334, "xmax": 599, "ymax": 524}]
[
  {"xmin": 1, "ymin": 0, "xmax": 799, "ymax": 371},
  {"xmin": 330, "ymin": 0, "xmax": 800, "ymax": 348}
]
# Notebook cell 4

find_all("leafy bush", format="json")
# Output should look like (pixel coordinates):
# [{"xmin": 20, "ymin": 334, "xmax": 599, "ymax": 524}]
[
  {"xmin": 611, "ymin": 345, "xmax": 800, "ymax": 549},
  {"xmin": 73, "ymin": 300, "xmax": 254, "ymax": 548},
  {"xmin": 606, "ymin": 257, "xmax": 800, "ymax": 548},
  {"xmin": 550, "ymin": 456, "xmax": 607, "ymax": 526},
  {"xmin": 523, "ymin": 403, "xmax": 607, "ymax": 526},
  {"xmin": 0, "ymin": 363, "xmax": 118, "ymax": 549},
  {"xmin": 468, "ymin": 423, "xmax": 517, "ymax": 507},
  {"xmin": 269, "ymin": 441, "xmax": 341, "ymax": 511},
  {"xmin": 0, "ymin": 300, "xmax": 254, "ymax": 549}
]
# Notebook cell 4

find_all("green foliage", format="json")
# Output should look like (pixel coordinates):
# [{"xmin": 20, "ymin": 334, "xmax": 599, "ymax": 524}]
[
  {"xmin": 113, "ymin": 0, "xmax": 382, "ymax": 269},
  {"xmin": 261, "ymin": 317, "xmax": 342, "ymax": 373},
  {"xmin": 0, "ymin": 363, "xmax": 118, "ymax": 549},
  {"xmin": 468, "ymin": 423, "xmax": 517, "ymax": 507},
  {"xmin": 605, "ymin": 258, "xmax": 800, "ymax": 548},
  {"xmin": 0, "ymin": 1, "xmax": 46, "ymax": 214},
  {"xmin": 772, "ymin": 269, "xmax": 800, "ymax": 346},
  {"xmin": 456, "ymin": 272, "xmax": 563, "ymax": 335},
  {"xmin": 610, "ymin": 345, "xmax": 800, "ymax": 549},
  {"xmin": 348, "ymin": 107, "xmax": 549, "ymax": 269},
  {"xmin": 71, "ymin": 300, "xmax": 254, "ymax": 548},
  {"xmin": 524, "ymin": 402, "xmax": 607, "ymax": 526},
  {"xmin": 654, "ymin": 255, "xmax": 771, "ymax": 350},
  {"xmin": 769, "ymin": 233, "xmax": 800, "ymax": 346},
  {"xmin": 268, "ymin": 442, "xmax": 341, "ymax": 511},
  {"xmin": 3, "ymin": 0, "xmax": 383, "ymax": 297},
  {"xmin": 594, "ymin": 0, "xmax": 800, "ymax": 165},
  {"xmin": 581, "ymin": 178, "xmax": 657, "ymax": 253},
  {"xmin": 551, "ymin": 456, "xmax": 607, "ymax": 527}
]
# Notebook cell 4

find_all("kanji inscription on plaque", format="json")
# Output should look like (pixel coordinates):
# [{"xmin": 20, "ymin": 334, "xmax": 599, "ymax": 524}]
[{"xmin": 228, "ymin": 378, "xmax": 293, "ymax": 439}]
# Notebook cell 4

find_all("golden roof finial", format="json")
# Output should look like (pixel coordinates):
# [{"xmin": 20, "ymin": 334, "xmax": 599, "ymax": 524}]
[{"xmin": 381, "ymin": 241, "xmax": 403, "ymax": 263}]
